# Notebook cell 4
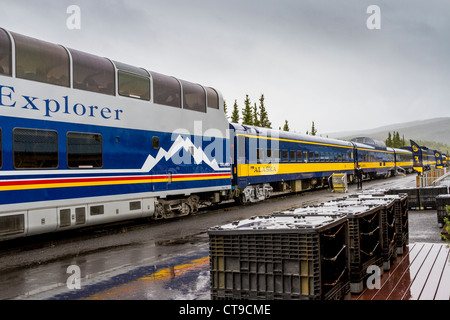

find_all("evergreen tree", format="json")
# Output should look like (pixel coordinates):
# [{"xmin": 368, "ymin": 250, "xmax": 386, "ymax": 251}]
[
  {"xmin": 394, "ymin": 131, "xmax": 401, "ymax": 147},
  {"xmin": 283, "ymin": 120, "xmax": 290, "ymax": 132},
  {"xmin": 386, "ymin": 132, "xmax": 392, "ymax": 147},
  {"xmin": 310, "ymin": 121, "xmax": 317, "ymax": 136},
  {"xmin": 258, "ymin": 94, "xmax": 272, "ymax": 128},
  {"xmin": 231, "ymin": 100, "xmax": 240, "ymax": 123},
  {"xmin": 242, "ymin": 94, "xmax": 253, "ymax": 125},
  {"xmin": 252, "ymin": 103, "xmax": 260, "ymax": 127},
  {"xmin": 223, "ymin": 100, "xmax": 228, "ymax": 119}
]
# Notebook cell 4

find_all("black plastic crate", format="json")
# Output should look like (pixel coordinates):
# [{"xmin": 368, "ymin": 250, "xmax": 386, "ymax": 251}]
[
  {"xmin": 276, "ymin": 203, "xmax": 384, "ymax": 294},
  {"xmin": 208, "ymin": 215, "xmax": 349, "ymax": 300},
  {"xmin": 418, "ymin": 186, "xmax": 449, "ymax": 209},
  {"xmin": 436, "ymin": 194, "xmax": 450, "ymax": 227},
  {"xmin": 387, "ymin": 188, "xmax": 420, "ymax": 209},
  {"xmin": 334, "ymin": 197, "xmax": 397, "ymax": 271}
]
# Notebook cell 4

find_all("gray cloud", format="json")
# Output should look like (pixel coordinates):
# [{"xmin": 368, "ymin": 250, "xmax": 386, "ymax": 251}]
[{"xmin": 2, "ymin": 0, "xmax": 450, "ymax": 133}]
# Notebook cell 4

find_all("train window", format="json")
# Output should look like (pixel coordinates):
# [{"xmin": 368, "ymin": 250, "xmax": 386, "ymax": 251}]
[
  {"xmin": 303, "ymin": 151, "xmax": 308, "ymax": 162},
  {"xmin": 70, "ymin": 49, "xmax": 114, "ymax": 95},
  {"xmin": 118, "ymin": 71, "xmax": 150, "ymax": 101},
  {"xmin": 266, "ymin": 149, "xmax": 272, "ymax": 160},
  {"xmin": 67, "ymin": 132, "xmax": 102, "ymax": 168},
  {"xmin": 238, "ymin": 135, "xmax": 246, "ymax": 158},
  {"xmin": 151, "ymin": 71, "xmax": 181, "ymax": 108},
  {"xmin": 297, "ymin": 150, "xmax": 302, "ymax": 162},
  {"xmin": 180, "ymin": 80, "xmax": 206, "ymax": 113},
  {"xmin": 290, "ymin": 150, "xmax": 296, "ymax": 162},
  {"xmin": 273, "ymin": 149, "xmax": 280, "ymax": 161},
  {"xmin": 309, "ymin": 151, "xmax": 315, "ymax": 162},
  {"xmin": 257, "ymin": 148, "xmax": 264, "ymax": 162},
  {"xmin": 0, "ymin": 29, "xmax": 11, "ymax": 76},
  {"xmin": 13, "ymin": 128, "xmax": 58, "ymax": 169},
  {"xmin": 282, "ymin": 150, "xmax": 289, "ymax": 162},
  {"xmin": 13, "ymin": 32, "xmax": 69, "ymax": 87},
  {"xmin": 152, "ymin": 136, "xmax": 160, "ymax": 149},
  {"xmin": 206, "ymin": 87, "xmax": 219, "ymax": 109}
]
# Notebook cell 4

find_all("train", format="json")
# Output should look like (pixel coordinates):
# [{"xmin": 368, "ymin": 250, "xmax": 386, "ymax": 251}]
[{"xmin": 0, "ymin": 29, "xmax": 443, "ymax": 241}]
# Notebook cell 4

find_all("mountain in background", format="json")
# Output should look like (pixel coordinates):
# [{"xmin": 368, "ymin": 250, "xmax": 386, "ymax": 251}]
[{"xmin": 324, "ymin": 117, "xmax": 450, "ymax": 151}]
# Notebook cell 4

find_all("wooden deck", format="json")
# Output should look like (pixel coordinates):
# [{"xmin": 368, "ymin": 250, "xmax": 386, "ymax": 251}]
[{"xmin": 352, "ymin": 242, "xmax": 450, "ymax": 300}]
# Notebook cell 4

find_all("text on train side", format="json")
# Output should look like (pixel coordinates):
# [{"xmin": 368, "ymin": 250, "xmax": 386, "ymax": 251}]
[{"xmin": 0, "ymin": 85, "xmax": 123, "ymax": 121}]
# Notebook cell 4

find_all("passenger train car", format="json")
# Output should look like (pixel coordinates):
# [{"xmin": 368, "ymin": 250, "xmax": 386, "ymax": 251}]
[
  {"xmin": 230, "ymin": 124, "xmax": 356, "ymax": 203},
  {"xmin": 0, "ymin": 29, "xmax": 432, "ymax": 241},
  {"xmin": 351, "ymin": 137, "xmax": 396, "ymax": 179},
  {"xmin": 401, "ymin": 146, "xmax": 439, "ymax": 171},
  {"xmin": 0, "ymin": 29, "xmax": 231, "ymax": 240}
]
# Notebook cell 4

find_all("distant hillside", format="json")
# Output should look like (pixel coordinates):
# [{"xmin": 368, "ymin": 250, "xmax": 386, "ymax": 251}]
[{"xmin": 325, "ymin": 117, "xmax": 450, "ymax": 151}]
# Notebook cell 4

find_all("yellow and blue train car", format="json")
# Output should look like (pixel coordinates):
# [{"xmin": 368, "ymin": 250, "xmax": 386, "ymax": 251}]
[
  {"xmin": 393, "ymin": 148, "xmax": 414, "ymax": 173},
  {"xmin": 230, "ymin": 124, "xmax": 356, "ymax": 203},
  {"xmin": 351, "ymin": 137, "xmax": 397, "ymax": 179}
]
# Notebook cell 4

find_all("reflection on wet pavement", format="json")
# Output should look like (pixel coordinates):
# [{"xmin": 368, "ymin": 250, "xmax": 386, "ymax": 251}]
[{"xmin": 49, "ymin": 251, "xmax": 211, "ymax": 300}]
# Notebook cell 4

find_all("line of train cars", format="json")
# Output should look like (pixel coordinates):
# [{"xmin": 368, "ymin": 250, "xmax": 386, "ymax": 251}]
[{"xmin": 0, "ymin": 29, "xmax": 446, "ymax": 241}]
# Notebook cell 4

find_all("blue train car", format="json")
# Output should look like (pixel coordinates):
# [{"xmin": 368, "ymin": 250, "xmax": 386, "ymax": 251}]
[
  {"xmin": 0, "ymin": 29, "xmax": 231, "ymax": 240},
  {"xmin": 351, "ymin": 137, "xmax": 396, "ymax": 178},
  {"xmin": 393, "ymin": 148, "xmax": 414, "ymax": 173},
  {"xmin": 401, "ymin": 145, "xmax": 439, "ymax": 172},
  {"xmin": 230, "ymin": 124, "xmax": 355, "ymax": 203}
]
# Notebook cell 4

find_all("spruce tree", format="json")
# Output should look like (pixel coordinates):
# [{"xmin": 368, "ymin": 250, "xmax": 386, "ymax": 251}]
[
  {"xmin": 394, "ymin": 131, "xmax": 401, "ymax": 147},
  {"xmin": 258, "ymin": 94, "xmax": 272, "ymax": 128},
  {"xmin": 310, "ymin": 121, "xmax": 317, "ymax": 136},
  {"xmin": 242, "ymin": 94, "xmax": 253, "ymax": 125},
  {"xmin": 386, "ymin": 132, "xmax": 392, "ymax": 147},
  {"xmin": 231, "ymin": 100, "xmax": 240, "ymax": 123},
  {"xmin": 223, "ymin": 100, "xmax": 228, "ymax": 119},
  {"xmin": 283, "ymin": 120, "xmax": 290, "ymax": 132},
  {"xmin": 253, "ymin": 103, "xmax": 260, "ymax": 127}
]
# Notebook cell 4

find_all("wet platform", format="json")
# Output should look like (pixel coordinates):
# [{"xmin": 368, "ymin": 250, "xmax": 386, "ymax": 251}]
[{"xmin": 352, "ymin": 242, "xmax": 450, "ymax": 300}]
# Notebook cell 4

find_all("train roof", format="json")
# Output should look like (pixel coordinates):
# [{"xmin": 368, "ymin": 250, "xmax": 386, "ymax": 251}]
[
  {"xmin": 230, "ymin": 123, "xmax": 354, "ymax": 148},
  {"xmin": 392, "ymin": 147, "xmax": 412, "ymax": 154},
  {"xmin": 350, "ymin": 137, "xmax": 386, "ymax": 148}
]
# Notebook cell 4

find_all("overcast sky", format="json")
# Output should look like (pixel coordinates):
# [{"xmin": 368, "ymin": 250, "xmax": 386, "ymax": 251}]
[{"xmin": 3, "ymin": 0, "xmax": 450, "ymax": 134}]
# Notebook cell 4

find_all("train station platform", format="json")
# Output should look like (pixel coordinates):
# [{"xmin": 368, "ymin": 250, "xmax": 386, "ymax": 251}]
[{"xmin": 352, "ymin": 242, "xmax": 449, "ymax": 300}]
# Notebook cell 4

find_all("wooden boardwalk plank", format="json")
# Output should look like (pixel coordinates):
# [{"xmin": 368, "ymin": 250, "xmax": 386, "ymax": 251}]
[
  {"xmin": 353, "ymin": 243, "xmax": 420, "ymax": 300},
  {"xmin": 418, "ymin": 245, "xmax": 448, "ymax": 300},
  {"xmin": 408, "ymin": 244, "xmax": 441, "ymax": 300},
  {"xmin": 388, "ymin": 243, "xmax": 431, "ymax": 300},
  {"xmin": 434, "ymin": 247, "xmax": 450, "ymax": 300},
  {"xmin": 351, "ymin": 243, "xmax": 449, "ymax": 300}
]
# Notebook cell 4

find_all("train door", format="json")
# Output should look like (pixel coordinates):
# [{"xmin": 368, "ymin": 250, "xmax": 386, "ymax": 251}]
[{"xmin": 236, "ymin": 135, "xmax": 248, "ymax": 188}]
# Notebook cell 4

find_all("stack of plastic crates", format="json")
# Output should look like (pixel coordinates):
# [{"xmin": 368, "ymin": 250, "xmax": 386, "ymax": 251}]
[
  {"xmin": 357, "ymin": 193, "xmax": 409, "ymax": 255},
  {"xmin": 418, "ymin": 186, "xmax": 449, "ymax": 209},
  {"xmin": 314, "ymin": 203, "xmax": 384, "ymax": 294},
  {"xmin": 387, "ymin": 186, "xmax": 448, "ymax": 210},
  {"xmin": 387, "ymin": 187, "xmax": 420, "ymax": 209},
  {"xmin": 331, "ymin": 196, "xmax": 399, "ymax": 270},
  {"xmin": 208, "ymin": 214, "xmax": 350, "ymax": 300}
]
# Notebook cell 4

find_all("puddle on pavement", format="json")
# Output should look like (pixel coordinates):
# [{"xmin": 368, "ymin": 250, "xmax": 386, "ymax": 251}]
[{"xmin": 49, "ymin": 249, "xmax": 211, "ymax": 300}]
